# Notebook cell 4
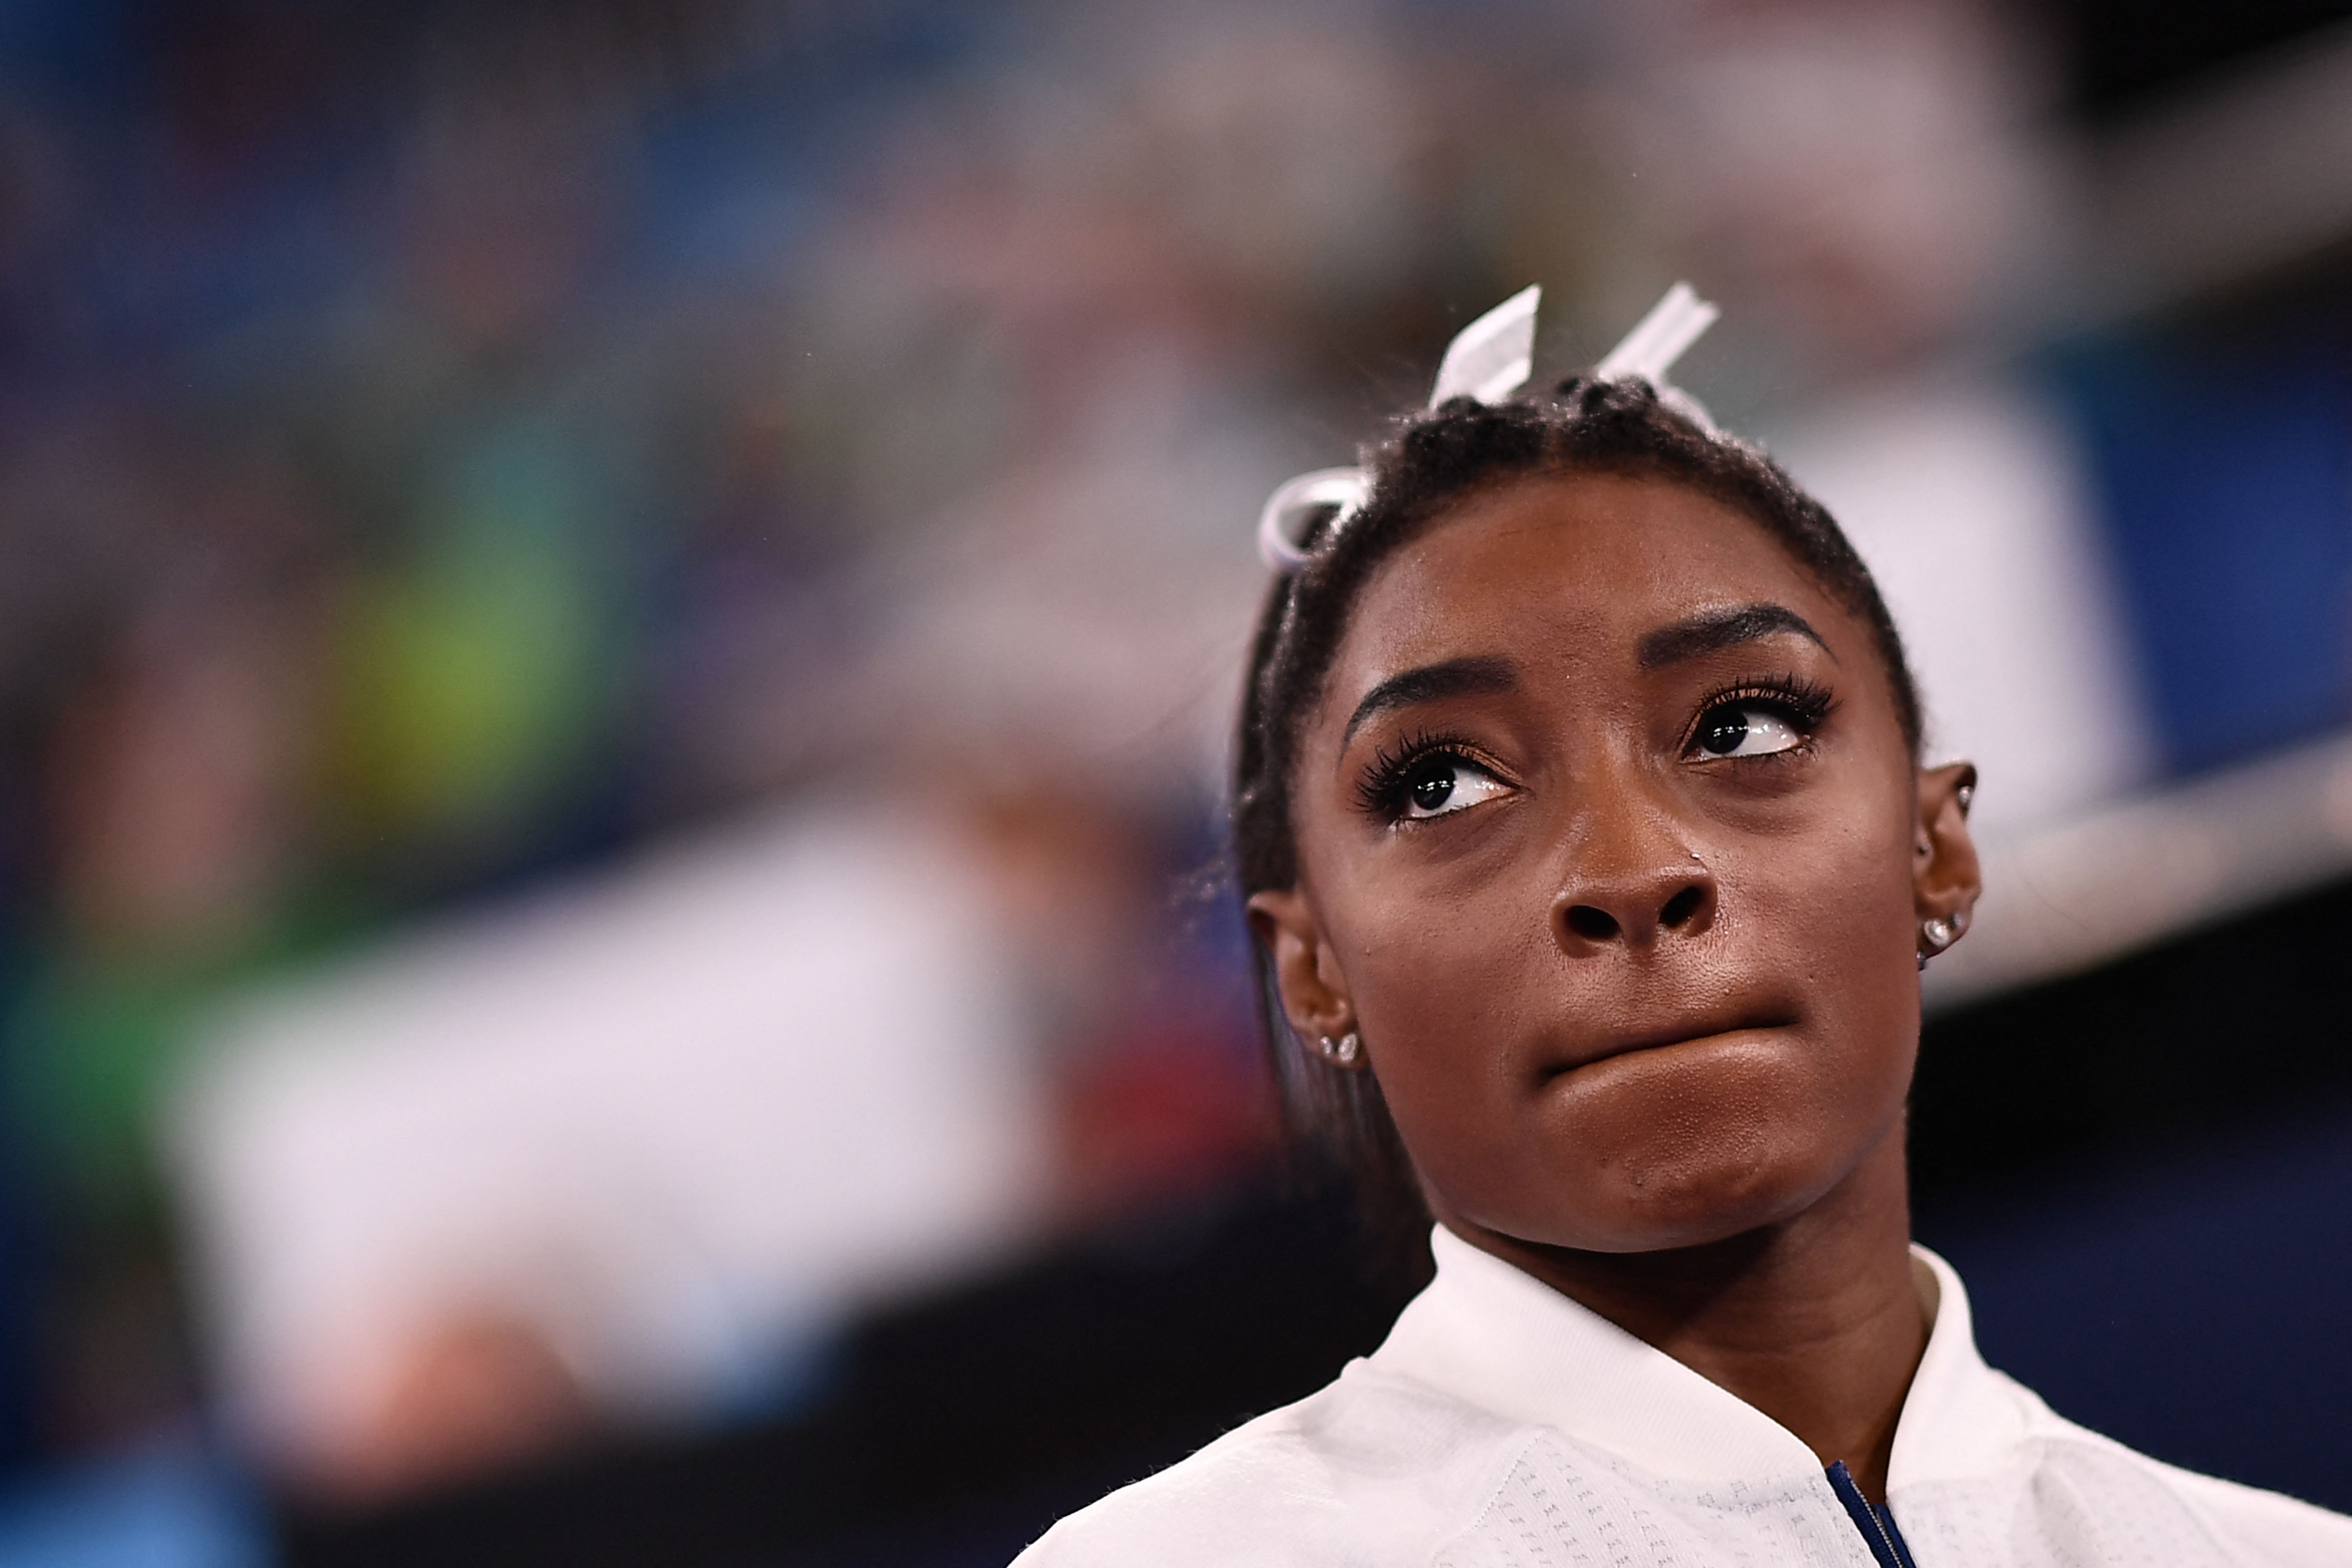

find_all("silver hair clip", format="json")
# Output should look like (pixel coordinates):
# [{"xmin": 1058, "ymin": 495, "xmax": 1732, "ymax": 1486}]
[{"xmin": 1255, "ymin": 281, "xmax": 1720, "ymax": 574}]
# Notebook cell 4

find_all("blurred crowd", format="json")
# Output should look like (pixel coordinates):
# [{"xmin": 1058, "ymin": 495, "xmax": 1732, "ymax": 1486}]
[{"xmin": 0, "ymin": 0, "xmax": 2338, "ymax": 1537}]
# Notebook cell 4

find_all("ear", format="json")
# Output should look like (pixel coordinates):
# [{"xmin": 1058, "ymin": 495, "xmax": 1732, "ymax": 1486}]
[
  {"xmin": 1244, "ymin": 887, "xmax": 1357, "ymax": 1053},
  {"xmin": 1912, "ymin": 761, "xmax": 1982, "ymax": 949}
]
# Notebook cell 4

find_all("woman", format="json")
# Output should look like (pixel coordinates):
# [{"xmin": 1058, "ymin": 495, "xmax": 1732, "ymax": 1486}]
[{"xmin": 1015, "ymin": 290, "xmax": 2352, "ymax": 1566}]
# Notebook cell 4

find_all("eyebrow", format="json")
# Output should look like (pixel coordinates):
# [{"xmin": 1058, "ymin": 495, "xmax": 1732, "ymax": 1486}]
[
  {"xmin": 1341, "ymin": 654, "xmax": 1518, "ymax": 746},
  {"xmin": 1636, "ymin": 603, "xmax": 1831, "ymax": 670}
]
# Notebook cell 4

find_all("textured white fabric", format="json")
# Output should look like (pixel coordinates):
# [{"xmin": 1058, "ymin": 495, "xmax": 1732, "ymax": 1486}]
[{"xmin": 1015, "ymin": 1228, "xmax": 2352, "ymax": 1566}]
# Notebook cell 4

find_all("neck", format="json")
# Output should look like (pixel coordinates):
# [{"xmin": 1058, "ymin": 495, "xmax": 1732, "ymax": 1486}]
[{"xmin": 1437, "ymin": 1134, "xmax": 1925, "ymax": 1503}]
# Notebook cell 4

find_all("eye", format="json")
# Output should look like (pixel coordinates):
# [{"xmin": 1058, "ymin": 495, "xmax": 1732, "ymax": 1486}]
[
  {"xmin": 1399, "ymin": 753, "xmax": 1511, "ymax": 819},
  {"xmin": 1692, "ymin": 701, "xmax": 1805, "ymax": 760}
]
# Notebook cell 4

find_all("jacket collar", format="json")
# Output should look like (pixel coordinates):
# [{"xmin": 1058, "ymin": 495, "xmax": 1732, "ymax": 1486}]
[{"xmin": 1368, "ymin": 1227, "xmax": 2025, "ymax": 1493}]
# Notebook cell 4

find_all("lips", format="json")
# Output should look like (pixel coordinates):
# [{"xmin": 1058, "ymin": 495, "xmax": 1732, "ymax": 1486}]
[{"xmin": 1537, "ymin": 1009, "xmax": 1799, "ymax": 1080}]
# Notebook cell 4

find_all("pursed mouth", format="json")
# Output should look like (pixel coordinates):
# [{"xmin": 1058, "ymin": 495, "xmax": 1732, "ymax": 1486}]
[{"xmin": 1539, "ymin": 1013, "xmax": 1800, "ymax": 1080}]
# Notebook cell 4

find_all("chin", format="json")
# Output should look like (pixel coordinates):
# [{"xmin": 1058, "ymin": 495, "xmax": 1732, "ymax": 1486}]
[
  {"xmin": 1508, "ymin": 1122, "xmax": 1849, "ymax": 1255},
  {"xmin": 1589, "ymin": 1161, "xmax": 1832, "ymax": 1252},
  {"xmin": 1510, "ymin": 1034, "xmax": 1870, "ymax": 1249}
]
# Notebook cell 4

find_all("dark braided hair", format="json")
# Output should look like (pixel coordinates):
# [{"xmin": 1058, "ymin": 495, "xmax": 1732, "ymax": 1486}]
[{"xmin": 1232, "ymin": 375, "xmax": 1923, "ymax": 1239}]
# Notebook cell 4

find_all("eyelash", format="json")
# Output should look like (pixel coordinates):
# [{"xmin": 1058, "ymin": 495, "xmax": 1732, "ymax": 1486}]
[
  {"xmin": 1354, "ymin": 728, "xmax": 1499, "ymax": 821},
  {"xmin": 1352, "ymin": 675, "xmax": 1838, "ymax": 822},
  {"xmin": 1680, "ymin": 674, "xmax": 1838, "ymax": 757}
]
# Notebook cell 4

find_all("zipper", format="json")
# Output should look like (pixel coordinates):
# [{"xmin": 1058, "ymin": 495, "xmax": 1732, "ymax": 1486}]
[{"xmin": 1824, "ymin": 1460, "xmax": 1919, "ymax": 1568}]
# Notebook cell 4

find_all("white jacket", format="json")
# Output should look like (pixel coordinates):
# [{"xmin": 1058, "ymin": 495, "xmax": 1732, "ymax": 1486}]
[{"xmin": 1015, "ymin": 1227, "xmax": 2352, "ymax": 1566}]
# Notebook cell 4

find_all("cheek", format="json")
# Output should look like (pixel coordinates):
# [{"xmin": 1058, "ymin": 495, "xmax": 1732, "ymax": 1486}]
[
  {"xmin": 1315, "ymin": 858, "xmax": 1551, "ymax": 1155},
  {"xmin": 1748, "ymin": 793, "xmax": 1924, "ymax": 1056},
  {"xmin": 1323, "ymin": 857, "xmax": 1547, "ymax": 1064}
]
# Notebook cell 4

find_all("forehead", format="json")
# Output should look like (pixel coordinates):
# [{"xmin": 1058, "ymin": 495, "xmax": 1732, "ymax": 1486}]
[{"xmin": 1330, "ymin": 471, "xmax": 1851, "ymax": 690}]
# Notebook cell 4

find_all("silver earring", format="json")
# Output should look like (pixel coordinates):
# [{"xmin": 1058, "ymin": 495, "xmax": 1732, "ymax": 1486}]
[
  {"xmin": 1318, "ymin": 1031, "xmax": 1361, "ymax": 1065},
  {"xmin": 1918, "ymin": 916, "xmax": 1955, "ymax": 970},
  {"xmin": 1955, "ymin": 781, "xmax": 1974, "ymax": 816}
]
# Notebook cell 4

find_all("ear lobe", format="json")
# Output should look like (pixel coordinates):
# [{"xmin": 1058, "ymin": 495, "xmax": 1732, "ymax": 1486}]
[
  {"xmin": 1244, "ymin": 887, "xmax": 1354, "ymax": 1043},
  {"xmin": 1913, "ymin": 761, "xmax": 1982, "ymax": 928}
]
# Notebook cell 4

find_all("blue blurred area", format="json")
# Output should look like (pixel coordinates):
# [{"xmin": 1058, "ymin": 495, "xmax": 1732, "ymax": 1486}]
[
  {"xmin": 2053, "ymin": 318, "xmax": 2352, "ymax": 773},
  {"xmin": 0, "ymin": 1, "xmax": 130, "ymax": 100},
  {"xmin": 0, "ymin": 1438, "xmax": 264, "ymax": 1568},
  {"xmin": 1929, "ymin": 1102, "xmax": 2352, "ymax": 1515}
]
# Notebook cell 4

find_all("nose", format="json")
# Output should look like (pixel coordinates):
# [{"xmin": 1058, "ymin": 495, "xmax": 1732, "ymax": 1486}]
[{"xmin": 1550, "ymin": 805, "xmax": 1717, "ymax": 954}]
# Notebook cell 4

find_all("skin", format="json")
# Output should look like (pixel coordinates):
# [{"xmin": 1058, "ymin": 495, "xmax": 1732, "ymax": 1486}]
[{"xmin": 1248, "ymin": 471, "xmax": 1980, "ymax": 1503}]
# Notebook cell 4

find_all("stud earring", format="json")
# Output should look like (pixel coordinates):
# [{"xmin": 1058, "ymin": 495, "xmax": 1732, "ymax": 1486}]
[
  {"xmin": 1955, "ymin": 781, "xmax": 1975, "ymax": 816},
  {"xmin": 1318, "ymin": 1031, "xmax": 1361, "ymax": 1065},
  {"xmin": 1917, "ymin": 915, "xmax": 1956, "ymax": 971}
]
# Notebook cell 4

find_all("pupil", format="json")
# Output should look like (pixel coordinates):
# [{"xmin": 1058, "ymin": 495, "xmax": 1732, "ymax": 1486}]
[
  {"xmin": 1409, "ymin": 767, "xmax": 1455, "ymax": 811},
  {"xmin": 1701, "ymin": 708, "xmax": 1748, "ymax": 755}
]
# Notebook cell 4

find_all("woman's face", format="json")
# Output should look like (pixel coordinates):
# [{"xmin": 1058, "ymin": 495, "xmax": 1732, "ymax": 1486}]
[{"xmin": 1252, "ymin": 471, "xmax": 1976, "ymax": 1255}]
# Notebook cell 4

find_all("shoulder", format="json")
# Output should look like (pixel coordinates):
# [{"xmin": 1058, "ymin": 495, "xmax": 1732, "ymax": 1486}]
[
  {"xmin": 2012, "ymin": 1381, "xmax": 2352, "ymax": 1566},
  {"xmin": 2140, "ymin": 1454, "xmax": 2352, "ymax": 1564},
  {"xmin": 1010, "ymin": 1361, "xmax": 1539, "ymax": 1568}
]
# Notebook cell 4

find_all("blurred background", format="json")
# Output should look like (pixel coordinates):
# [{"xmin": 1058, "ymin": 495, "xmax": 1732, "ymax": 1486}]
[{"xmin": 0, "ymin": 0, "xmax": 2349, "ymax": 1561}]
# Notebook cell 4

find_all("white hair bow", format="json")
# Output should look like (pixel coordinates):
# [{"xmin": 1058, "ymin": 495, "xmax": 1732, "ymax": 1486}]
[{"xmin": 1255, "ymin": 282, "xmax": 1720, "ymax": 574}]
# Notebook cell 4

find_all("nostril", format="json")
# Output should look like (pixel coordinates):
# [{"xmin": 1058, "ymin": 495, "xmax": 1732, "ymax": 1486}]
[
  {"xmin": 1563, "ymin": 904, "xmax": 1620, "ymax": 942},
  {"xmin": 1660, "ymin": 885, "xmax": 1706, "ymax": 929}
]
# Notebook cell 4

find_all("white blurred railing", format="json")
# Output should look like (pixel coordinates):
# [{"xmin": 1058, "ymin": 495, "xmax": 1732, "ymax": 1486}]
[{"xmin": 1927, "ymin": 727, "xmax": 2352, "ymax": 1010}]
